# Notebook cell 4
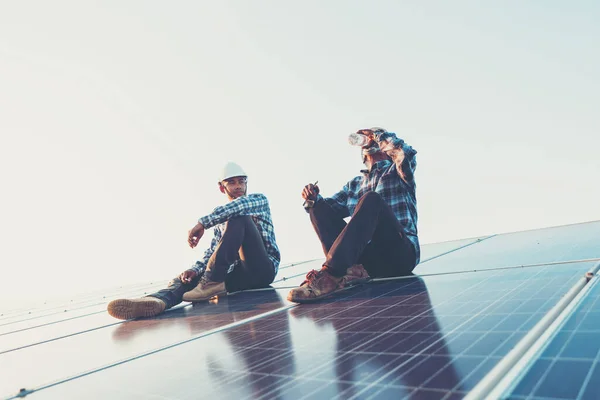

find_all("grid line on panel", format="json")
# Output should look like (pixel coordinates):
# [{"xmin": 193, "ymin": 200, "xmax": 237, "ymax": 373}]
[
  {"xmin": 525, "ymin": 278, "xmax": 600, "ymax": 400},
  {"xmin": 371, "ymin": 257, "xmax": 600, "ymax": 284},
  {"xmin": 0, "ymin": 311, "xmax": 107, "ymax": 337},
  {"xmin": 0, "ymin": 282, "xmax": 164, "ymax": 322},
  {"xmin": 0, "ymin": 260, "xmax": 311, "ymax": 319},
  {"xmin": 10, "ymin": 264, "xmax": 591, "ymax": 400},
  {"xmin": 0, "ymin": 303, "xmax": 110, "ymax": 328},
  {"xmin": 577, "ymin": 336, "xmax": 600, "ymax": 400},
  {"xmin": 208, "ymin": 282, "xmax": 431, "ymax": 398},
  {"xmin": 0, "ymin": 260, "xmax": 314, "ymax": 323},
  {"xmin": 255, "ymin": 272, "xmax": 506, "ymax": 400},
  {"xmin": 348, "ymin": 266, "xmax": 580, "ymax": 400},
  {"xmin": 277, "ymin": 259, "xmax": 322, "ymax": 271},
  {"xmin": 419, "ymin": 235, "xmax": 496, "ymax": 264},
  {"xmin": 469, "ymin": 263, "xmax": 600, "ymax": 400},
  {"xmin": 3, "ymin": 302, "xmax": 297, "ymax": 400},
  {"xmin": 270, "ymin": 266, "xmax": 588, "ymax": 400},
  {"xmin": 0, "ymin": 281, "xmax": 161, "ymax": 316},
  {"xmin": 441, "ymin": 267, "xmax": 582, "ymax": 400},
  {"xmin": 0, "ymin": 322, "xmax": 123, "ymax": 356}
]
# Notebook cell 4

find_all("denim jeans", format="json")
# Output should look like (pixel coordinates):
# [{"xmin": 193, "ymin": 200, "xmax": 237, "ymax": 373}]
[
  {"xmin": 148, "ymin": 216, "xmax": 276, "ymax": 309},
  {"xmin": 310, "ymin": 191, "xmax": 416, "ymax": 278}
]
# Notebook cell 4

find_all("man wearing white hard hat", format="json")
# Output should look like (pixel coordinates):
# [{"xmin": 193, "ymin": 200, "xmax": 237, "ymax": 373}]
[
  {"xmin": 107, "ymin": 162, "xmax": 281, "ymax": 320},
  {"xmin": 288, "ymin": 128, "xmax": 419, "ymax": 303}
]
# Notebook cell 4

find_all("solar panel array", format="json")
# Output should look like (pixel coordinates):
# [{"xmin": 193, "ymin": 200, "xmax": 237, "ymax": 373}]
[
  {"xmin": 506, "ymin": 277, "xmax": 600, "ymax": 400},
  {"xmin": 1, "ymin": 221, "xmax": 599, "ymax": 400}
]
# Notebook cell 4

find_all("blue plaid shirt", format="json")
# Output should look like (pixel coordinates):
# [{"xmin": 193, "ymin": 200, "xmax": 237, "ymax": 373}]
[
  {"xmin": 190, "ymin": 193, "xmax": 281, "ymax": 275},
  {"xmin": 317, "ymin": 132, "xmax": 420, "ymax": 264}
]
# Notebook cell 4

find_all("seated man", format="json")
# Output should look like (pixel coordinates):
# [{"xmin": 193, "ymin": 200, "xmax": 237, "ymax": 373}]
[
  {"xmin": 108, "ymin": 162, "xmax": 281, "ymax": 320},
  {"xmin": 288, "ymin": 128, "xmax": 419, "ymax": 303}
]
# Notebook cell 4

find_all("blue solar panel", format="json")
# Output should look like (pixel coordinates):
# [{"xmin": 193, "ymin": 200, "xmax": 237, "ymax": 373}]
[
  {"xmin": 419, "ymin": 236, "xmax": 493, "ymax": 263},
  {"xmin": 0, "ymin": 289, "xmax": 295, "ymax": 398},
  {"xmin": 2, "ymin": 222, "xmax": 599, "ymax": 400},
  {"xmin": 0, "ymin": 282, "xmax": 164, "ymax": 334},
  {"xmin": 504, "ymin": 277, "xmax": 600, "ymax": 400},
  {"xmin": 4, "ymin": 262, "xmax": 593, "ymax": 400},
  {"xmin": 269, "ymin": 237, "xmax": 496, "ymax": 289},
  {"xmin": 418, "ymin": 221, "xmax": 600, "ymax": 274}
]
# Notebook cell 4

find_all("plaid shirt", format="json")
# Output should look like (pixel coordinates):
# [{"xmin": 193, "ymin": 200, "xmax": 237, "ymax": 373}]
[
  {"xmin": 190, "ymin": 193, "xmax": 281, "ymax": 275},
  {"xmin": 318, "ymin": 133, "xmax": 420, "ymax": 264}
]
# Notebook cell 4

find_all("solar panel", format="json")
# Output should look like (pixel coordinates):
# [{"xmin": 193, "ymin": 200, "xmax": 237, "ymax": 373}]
[
  {"xmin": 0, "ymin": 259, "xmax": 319, "ymax": 337},
  {"xmin": 0, "ymin": 289, "xmax": 295, "ymax": 398},
  {"xmin": 3, "ymin": 222, "xmax": 599, "ymax": 399},
  {"xmin": 8, "ymin": 261, "xmax": 593, "ymax": 400},
  {"xmin": 270, "ymin": 238, "xmax": 497, "ymax": 289},
  {"xmin": 417, "ymin": 221, "xmax": 600, "ymax": 274},
  {"xmin": 0, "ymin": 283, "xmax": 164, "ymax": 334},
  {"xmin": 0, "ymin": 281, "xmax": 164, "ymax": 316},
  {"xmin": 418, "ymin": 236, "xmax": 493, "ymax": 263},
  {"xmin": 503, "ymin": 276, "xmax": 600, "ymax": 400}
]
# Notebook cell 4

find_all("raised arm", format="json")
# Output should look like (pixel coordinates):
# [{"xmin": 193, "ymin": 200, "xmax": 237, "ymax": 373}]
[
  {"xmin": 375, "ymin": 131, "xmax": 417, "ymax": 183},
  {"xmin": 199, "ymin": 193, "xmax": 269, "ymax": 229}
]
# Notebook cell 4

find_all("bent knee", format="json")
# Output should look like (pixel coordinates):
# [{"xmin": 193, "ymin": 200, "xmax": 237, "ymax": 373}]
[
  {"xmin": 359, "ymin": 191, "xmax": 383, "ymax": 204},
  {"xmin": 225, "ymin": 215, "xmax": 253, "ymax": 227}
]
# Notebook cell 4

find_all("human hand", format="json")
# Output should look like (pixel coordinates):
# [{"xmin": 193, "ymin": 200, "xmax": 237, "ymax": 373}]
[
  {"xmin": 179, "ymin": 269, "xmax": 198, "ymax": 284},
  {"xmin": 188, "ymin": 222, "xmax": 205, "ymax": 248},
  {"xmin": 356, "ymin": 129, "xmax": 376, "ymax": 141},
  {"xmin": 302, "ymin": 181, "xmax": 320, "ymax": 201}
]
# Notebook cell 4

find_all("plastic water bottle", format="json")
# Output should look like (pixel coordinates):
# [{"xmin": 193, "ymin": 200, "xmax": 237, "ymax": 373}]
[{"xmin": 348, "ymin": 133, "xmax": 370, "ymax": 147}]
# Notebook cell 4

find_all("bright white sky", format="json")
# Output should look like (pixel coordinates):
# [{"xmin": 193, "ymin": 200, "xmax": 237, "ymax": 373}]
[{"xmin": 1, "ymin": 1, "xmax": 599, "ymax": 307}]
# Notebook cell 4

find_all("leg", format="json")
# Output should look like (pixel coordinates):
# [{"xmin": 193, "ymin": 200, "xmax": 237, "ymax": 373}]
[
  {"xmin": 225, "ymin": 216, "xmax": 276, "ymax": 292},
  {"xmin": 359, "ymin": 221, "xmax": 416, "ymax": 278},
  {"xmin": 325, "ymin": 191, "xmax": 416, "ymax": 278},
  {"xmin": 147, "ymin": 274, "xmax": 202, "ymax": 309},
  {"xmin": 308, "ymin": 200, "xmax": 347, "ymax": 256},
  {"xmin": 107, "ymin": 272, "xmax": 202, "ymax": 320},
  {"xmin": 290, "ymin": 193, "xmax": 410, "ymax": 304},
  {"xmin": 204, "ymin": 216, "xmax": 259, "ymax": 283},
  {"xmin": 184, "ymin": 216, "xmax": 275, "ymax": 300}
]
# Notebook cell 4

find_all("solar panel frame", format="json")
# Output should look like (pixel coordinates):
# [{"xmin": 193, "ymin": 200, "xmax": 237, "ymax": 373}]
[{"xmin": 502, "ymin": 275, "xmax": 600, "ymax": 400}]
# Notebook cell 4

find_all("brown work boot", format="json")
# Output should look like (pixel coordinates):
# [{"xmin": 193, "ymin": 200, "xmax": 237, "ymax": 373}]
[
  {"xmin": 182, "ymin": 275, "xmax": 227, "ymax": 302},
  {"xmin": 341, "ymin": 264, "xmax": 371, "ymax": 287},
  {"xmin": 107, "ymin": 297, "xmax": 166, "ymax": 320},
  {"xmin": 287, "ymin": 269, "xmax": 344, "ymax": 303}
]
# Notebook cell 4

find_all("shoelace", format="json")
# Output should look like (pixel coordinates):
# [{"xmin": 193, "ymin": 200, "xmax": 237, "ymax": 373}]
[
  {"xmin": 199, "ymin": 272, "xmax": 210, "ymax": 286},
  {"xmin": 301, "ymin": 269, "xmax": 324, "ymax": 286}
]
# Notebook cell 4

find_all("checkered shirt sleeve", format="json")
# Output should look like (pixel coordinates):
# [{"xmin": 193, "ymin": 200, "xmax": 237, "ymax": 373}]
[{"xmin": 191, "ymin": 193, "xmax": 281, "ymax": 274}]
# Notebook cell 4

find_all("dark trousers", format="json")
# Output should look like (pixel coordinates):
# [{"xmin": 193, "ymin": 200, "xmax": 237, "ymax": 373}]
[
  {"xmin": 149, "ymin": 216, "xmax": 276, "ymax": 309},
  {"xmin": 311, "ymin": 191, "xmax": 416, "ymax": 278}
]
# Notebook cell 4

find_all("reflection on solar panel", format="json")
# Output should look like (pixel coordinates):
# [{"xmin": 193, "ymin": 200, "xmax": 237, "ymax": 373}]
[
  {"xmin": 505, "ymin": 278, "xmax": 600, "ymax": 400},
  {"xmin": 1, "ymin": 220, "xmax": 599, "ymax": 400}
]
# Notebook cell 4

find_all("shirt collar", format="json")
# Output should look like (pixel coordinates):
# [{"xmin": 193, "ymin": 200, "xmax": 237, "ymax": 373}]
[{"xmin": 360, "ymin": 159, "xmax": 391, "ymax": 175}]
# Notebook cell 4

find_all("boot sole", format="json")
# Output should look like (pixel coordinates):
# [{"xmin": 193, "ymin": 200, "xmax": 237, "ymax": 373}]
[
  {"xmin": 287, "ymin": 290, "xmax": 340, "ymax": 304},
  {"xmin": 107, "ymin": 299, "xmax": 164, "ymax": 320},
  {"xmin": 343, "ymin": 277, "xmax": 371, "ymax": 287},
  {"xmin": 288, "ymin": 279, "xmax": 371, "ymax": 304}
]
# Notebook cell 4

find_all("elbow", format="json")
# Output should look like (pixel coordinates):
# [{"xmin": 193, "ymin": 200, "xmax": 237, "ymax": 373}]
[{"xmin": 251, "ymin": 193, "xmax": 268, "ymax": 202}]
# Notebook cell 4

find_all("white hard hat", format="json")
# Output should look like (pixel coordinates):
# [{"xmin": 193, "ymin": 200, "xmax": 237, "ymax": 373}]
[{"xmin": 219, "ymin": 162, "xmax": 247, "ymax": 182}]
